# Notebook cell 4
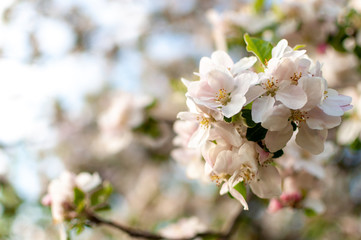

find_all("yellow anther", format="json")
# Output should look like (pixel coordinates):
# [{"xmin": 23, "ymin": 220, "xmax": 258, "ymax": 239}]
[
  {"xmin": 196, "ymin": 116, "xmax": 210, "ymax": 128},
  {"xmin": 290, "ymin": 72, "xmax": 302, "ymax": 85},
  {"xmin": 215, "ymin": 88, "xmax": 230, "ymax": 105},
  {"xmin": 289, "ymin": 110, "xmax": 308, "ymax": 125}
]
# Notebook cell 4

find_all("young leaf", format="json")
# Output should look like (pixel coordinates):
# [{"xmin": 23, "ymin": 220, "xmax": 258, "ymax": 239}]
[
  {"xmin": 74, "ymin": 188, "xmax": 85, "ymax": 206},
  {"xmin": 234, "ymin": 182, "xmax": 247, "ymax": 200},
  {"xmin": 244, "ymin": 33, "xmax": 273, "ymax": 66},
  {"xmin": 246, "ymin": 123, "xmax": 268, "ymax": 142},
  {"xmin": 90, "ymin": 182, "xmax": 113, "ymax": 207},
  {"xmin": 272, "ymin": 149, "xmax": 284, "ymax": 158},
  {"xmin": 241, "ymin": 109, "xmax": 256, "ymax": 128},
  {"xmin": 253, "ymin": 0, "xmax": 265, "ymax": 13},
  {"xmin": 304, "ymin": 208, "xmax": 317, "ymax": 217}
]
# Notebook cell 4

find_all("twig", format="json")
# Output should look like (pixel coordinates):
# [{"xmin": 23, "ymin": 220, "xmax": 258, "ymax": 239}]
[{"xmin": 87, "ymin": 207, "xmax": 243, "ymax": 240}]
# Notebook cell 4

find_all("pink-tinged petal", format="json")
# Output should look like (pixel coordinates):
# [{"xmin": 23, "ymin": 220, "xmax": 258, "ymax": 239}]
[
  {"xmin": 250, "ymin": 165, "xmax": 282, "ymax": 198},
  {"xmin": 222, "ymin": 94, "xmax": 246, "ymax": 118},
  {"xmin": 319, "ymin": 91, "xmax": 352, "ymax": 116},
  {"xmin": 273, "ymin": 58, "xmax": 296, "ymax": 80},
  {"xmin": 199, "ymin": 57, "xmax": 215, "ymax": 75},
  {"xmin": 232, "ymin": 56, "xmax": 257, "ymax": 75},
  {"xmin": 251, "ymin": 96, "xmax": 275, "ymax": 123},
  {"xmin": 188, "ymin": 126, "xmax": 210, "ymax": 148},
  {"xmin": 298, "ymin": 76, "xmax": 325, "ymax": 111},
  {"xmin": 268, "ymin": 198, "xmax": 283, "ymax": 213},
  {"xmin": 245, "ymin": 85, "xmax": 266, "ymax": 105},
  {"xmin": 261, "ymin": 104, "xmax": 290, "ymax": 131},
  {"xmin": 296, "ymin": 58, "xmax": 311, "ymax": 73},
  {"xmin": 237, "ymin": 142, "xmax": 258, "ymax": 170},
  {"xmin": 276, "ymin": 84, "xmax": 307, "ymax": 109},
  {"xmin": 207, "ymin": 70, "xmax": 234, "ymax": 93},
  {"xmin": 211, "ymin": 50, "xmax": 234, "ymax": 68},
  {"xmin": 264, "ymin": 125, "xmax": 293, "ymax": 152},
  {"xmin": 228, "ymin": 178, "xmax": 249, "ymax": 210},
  {"xmin": 188, "ymin": 80, "xmax": 215, "ymax": 100},
  {"xmin": 213, "ymin": 149, "xmax": 241, "ymax": 175},
  {"xmin": 306, "ymin": 107, "xmax": 341, "ymax": 130},
  {"xmin": 255, "ymin": 144, "xmax": 271, "ymax": 165},
  {"xmin": 214, "ymin": 122, "xmax": 243, "ymax": 147},
  {"xmin": 272, "ymin": 39, "xmax": 288, "ymax": 59},
  {"xmin": 220, "ymin": 182, "xmax": 229, "ymax": 195},
  {"xmin": 296, "ymin": 124, "xmax": 327, "ymax": 154},
  {"xmin": 177, "ymin": 111, "xmax": 199, "ymax": 121}
]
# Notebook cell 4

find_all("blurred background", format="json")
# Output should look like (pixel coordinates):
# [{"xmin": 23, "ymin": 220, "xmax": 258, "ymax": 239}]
[{"xmin": 0, "ymin": 0, "xmax": 361, "ymax": 239}]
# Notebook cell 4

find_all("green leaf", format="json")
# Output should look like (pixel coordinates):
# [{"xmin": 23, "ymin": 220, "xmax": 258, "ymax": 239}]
[
  {"xmin": 224, "ymin": 116, "xmax": 232, "ymax": 123},
  {"xmin": 304, "ymin": 208, "xmax": 317, "ymax": 217},
  {"xmin": 246, "ymin": 123, "xmax": 268, "ymax": 142},
  {"xmin": 253, "ymin": 0, "xmax": 265, "ymax": 13},
  {"xmin": 234, "ymin": 182, "xmax": 247, "ymax": 200},
  {"xmin": 272, "ymin": 149, "xmax": 284, "ymax": 158},
  {"xmin": 293, "ymin": 44, "xmax": 306, "ymax": 50},
  {"xmin": 74, "ymin": 188, "xmax": 85, "ymax": 206},
  {"xmin": 145, "ymin": 99, "xmax": 158, "ymax": 111},
  {"xmin": 349, "ymin": 137, "xmax": 361, "ymax": 150},
  {"xmin": 244, "ymin": 33, "xmax": 273, "ymax": 66},
  {"xmin": 90, "ymin": 182, "xmax": 113, "ymax": 207},
  {"xmin": 291, "ymin": 121, "xmax": 297, "ymax": 131},
  {"xmin": 241, "ymin": 109, "xmax": 256, "ymax": 128},
  {"xmin": 133, "ymin": 117, "xmax": 161, "ymax": 138}
]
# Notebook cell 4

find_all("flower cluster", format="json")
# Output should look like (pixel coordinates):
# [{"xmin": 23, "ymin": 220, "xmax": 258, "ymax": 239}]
[
  {"xmin": 42, "ymin": 171, "xmax": 112, "ymax": 237},
  {"xmin": 174, "ymin": 37, "xmax": 352, "ymax": 210}
]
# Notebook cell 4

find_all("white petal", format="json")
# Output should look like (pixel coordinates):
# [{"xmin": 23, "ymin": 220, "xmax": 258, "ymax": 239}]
[
  {"xmin": 188, "ymin": 127, "xmax": 210, "ymax": 148},
  {"xmin": 306, "ymin": 107, "xmax": 341, "ymax": 130},
  {"xmin": 250, "ymin": 165, "xmax": 282, "ymax": 198},
  {"xmin": 211, "ymin": 50, "xmax": 234, "ymax": 68},
  {"xmin": 296, "ymin": 124, "xmax": 327, "ymax": 154},
  {"xmin": 251, "ymin": 96, "xmax": 275, "ymax": 123},
  {"xmin": 272, "ymin": 39, "xmax": 288, "ymax": 59},
  {"xmin": 245, "ymin": 85, "xmax": 266, "ymax": 105},
  {"xmin": 298, "ymin": 76, "xmax": 325, "ymax": 111},
  {"xmin": 232, "ymin": 56, "xmax": 257, "ymax": 75},
  {"xmin": 228, "ymin": 180, "xmax": 249, "ymax": 210},
  {"xmin": 213, "ymin": 150, "xmax": 241, "ymax": 175},
  {"xmin": 261, "ymin": 104, "xmax": 290, "ymax": 131},
  {"xmin": 207, "ymin": 70, "xmax": 234, "ymax": 93},
  {"xmin": 199, "ymin": 57, "xmax": 215, "ymax": 75},
  {"xmin": 222, "ymin": 94, "xmax": 246, "ymax": 118},
  {"xmin": 276, "ymin": 84, "xmax": 307, "ymax": 109},
  {"xmin": 214, "ymin": 122, "xmax": 243, "ymax": 147},
  {"xmin": 264, "ymin": 125, "xmax": 293, "ymax": 152}
]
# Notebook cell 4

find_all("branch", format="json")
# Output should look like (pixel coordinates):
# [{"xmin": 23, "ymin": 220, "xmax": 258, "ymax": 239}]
[{"xmin": 87, "ymin": 207, "xmax": 243, "ymax": 240}]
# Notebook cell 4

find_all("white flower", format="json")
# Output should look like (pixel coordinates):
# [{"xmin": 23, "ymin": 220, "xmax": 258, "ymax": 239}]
[
  {"xmin": 208, "ymin": 141, "xmax": 281, "ymax": 210},
  {"xmin": 159, "ymin": 217, "xmax": 207, "ymax": 239},
  {"xmin": 75, "ymin": 172, "xmax": 101, "ymax": 192},
  {"xmin": 48, "ymin": 171, "xmax": 76, "ymax": 223}
]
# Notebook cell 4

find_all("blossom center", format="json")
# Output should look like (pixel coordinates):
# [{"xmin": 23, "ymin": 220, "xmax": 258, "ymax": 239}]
[
  {"xmin": 239, "ymin": 164, "xmax": 256, "ymax": 183},
  {"xmin": 196, "ymin": 116, "xmax": 211, "ymax": 128},
  {"xmin": 210, "ymin": 173, "xmax": 230, "ymax": 186},
  {"xmin": 262, "ymin": 77, "xmax": 279, "ymax": 97},
  {"xmin": 289, "ymin": 110, "xmax": 308, "ymax": 125},
  {"xmin": 290, "ymin": 72, "xmax": 302, "ymax": 85},
  {"xmin": 215, "ymin": 88, "xmax": 231, "ymax": 105}
]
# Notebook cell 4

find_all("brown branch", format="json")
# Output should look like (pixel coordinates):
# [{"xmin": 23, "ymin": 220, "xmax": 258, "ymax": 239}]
[{"xmin": 87, "ymin": 206, "xmax": 243, "ymax": 240}]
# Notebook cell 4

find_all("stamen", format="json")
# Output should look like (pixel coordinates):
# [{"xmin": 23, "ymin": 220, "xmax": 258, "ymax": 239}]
[
  {"xmin": 196, "ymin": 116, "xmax": 210, "ymax": 128},
  {"xmin": 290, "ymin": 72, "xmax": 302, "ymax": 85},
  {"xmin": 289, "ymin": 110, "xmax": 308, "ymax": 125},
  {"xmin": 261, "ymin": 77, "xmax": 279, "ymax": 97},
  {"xmin": 215, "ymin": 88, "xmax": 230, "ymax": 105}
]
